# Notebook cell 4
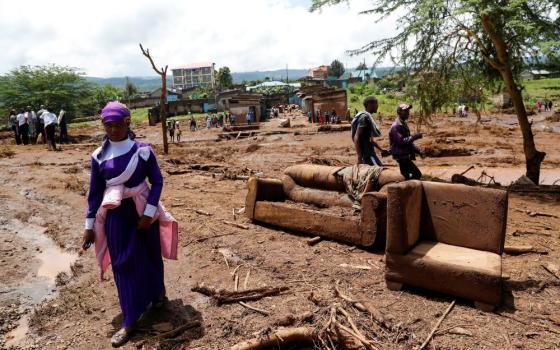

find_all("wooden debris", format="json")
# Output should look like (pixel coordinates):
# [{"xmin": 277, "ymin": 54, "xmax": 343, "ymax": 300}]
[
  {"xmin": 191, "ymin": 283, "xmax": 289, "ymax": 304},
  {"xmin": 307, "ymin": 236, "xmax": 322, "ymax": 246},
  {"xmin": 418, "ymin": 300, "xmax": 456, "ymax": 350},
  {"xmin": 511, "ymin": 230, "xmax": 552, "ymax": 237},
  {"xmin": 528, "ymin": 211, "xmax": 558, "ymax": 218},
  {"xmin": 137, "ymin": 320, "xmax": 201, "ymax": 346},
  {"xmin": 339, "ymin": 263, "xmax": 372, "ymax": 270},
  {"xmin": 238, "ymin": 301, "xmax": 269, "ymax": 316},
  {"xmin": 230, "ymin": 327, "xmax": 315, "ymax": 350},
  {"xmin": 186, "ymin": 207, "xmax": 212, "ymax": 216},
  {"xmin": 334, "ymin": 281, "xmax": 391, "ymax": 329},
  {"xmin": 541, "ymin": 264, "xmax": 560, "ymax": 280},
  {"xmin": 223, "ymin": 220, "xmax": 250, "ymax": 230},
  {"xmin": 504, "ymin": 245, "xmax": 548, "ymax": 255}
]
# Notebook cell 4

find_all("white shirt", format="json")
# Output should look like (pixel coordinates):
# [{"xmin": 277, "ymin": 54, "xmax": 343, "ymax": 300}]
[
  {"xmin": 42, "ymin": 112, "xmax": 58, "ymax": 127},
  {"xmin": 58, "ymin": 109, "xmax": 65, "ymax": 124},
  {"xmin": 17, "ymin": 113, "xmax": 27, "ymax": 126}
]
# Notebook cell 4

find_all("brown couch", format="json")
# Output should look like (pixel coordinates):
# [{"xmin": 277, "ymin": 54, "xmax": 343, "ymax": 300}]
[
  {"xmin": 384, "ymin": 180, "xmax": 508, "ymax": 310},
  {"xmin": 245, "ymin": 164, "xmax": 402, "ymax": 247}
]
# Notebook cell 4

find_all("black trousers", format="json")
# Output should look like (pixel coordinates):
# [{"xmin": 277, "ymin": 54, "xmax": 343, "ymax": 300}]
[
  {"xmin": 19, "ymin": 124, "xmax": 29, "ymax": 145},
  {"xmin": 12, "ymin": 126, "xmax": 21, "ymax": 145},
  {"xmin": 59, "ymin": 122, "xmax": 68, "ymax": 143},
  {"xmin": 45, "ymin": 124, "xmax": 56, "ymax": 149},
  {"xmin": 397, "ymin": 158, "xmax": 422, "ymax": 180}
]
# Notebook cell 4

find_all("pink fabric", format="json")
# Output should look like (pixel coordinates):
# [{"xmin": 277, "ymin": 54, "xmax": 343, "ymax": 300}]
[{"xmin": 93, "ymin": 182, "xmax": 178, "ymax": 279}]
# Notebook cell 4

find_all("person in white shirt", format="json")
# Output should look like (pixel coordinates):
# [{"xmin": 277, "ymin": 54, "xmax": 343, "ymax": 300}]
[
  {"xmin": 42, "ymin": 107, "xmax": 58, "ymax": 151},
  {"xmin": 58, "ymin": 108, "xmax": 68, "ymax": 144},
  {"xmin": 16, "ymin": 109, "xmax": 30, "ymax": 145}
]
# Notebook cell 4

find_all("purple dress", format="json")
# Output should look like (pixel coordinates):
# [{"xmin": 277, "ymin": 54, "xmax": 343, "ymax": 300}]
[{"xmin": 86, "ymin": 139, "xmax": 165, "ymax": 328}]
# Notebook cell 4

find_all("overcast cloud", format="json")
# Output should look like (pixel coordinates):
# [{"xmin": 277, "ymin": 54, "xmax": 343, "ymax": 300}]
[{"xmin": 0, "ymin": 0, "xmax": 398, "ymax": 77}]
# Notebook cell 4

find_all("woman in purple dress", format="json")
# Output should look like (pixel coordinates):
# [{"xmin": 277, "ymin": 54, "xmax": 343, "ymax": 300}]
[{"xmin": 82, "ymin": 102, "xmax": 174, "ymax": 347}]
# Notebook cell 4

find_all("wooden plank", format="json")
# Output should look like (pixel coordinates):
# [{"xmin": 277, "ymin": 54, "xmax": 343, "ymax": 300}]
[{"xmin": 254, "ymin": 201, "xmax": 364, "ymax": 246}]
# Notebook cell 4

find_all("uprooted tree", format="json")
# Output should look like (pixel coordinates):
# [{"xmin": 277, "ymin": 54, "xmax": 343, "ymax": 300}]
[
  {"xmin": 312, "ymin": 0, "xmax": 560, "ymax": 184},
  {"xmin": 140, "ymin": 43, "xmax": 169, "ymax": 154}
]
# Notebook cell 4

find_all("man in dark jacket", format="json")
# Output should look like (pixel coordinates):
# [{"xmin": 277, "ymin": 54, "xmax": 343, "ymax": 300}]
[
  {"xmin": 389, "ymin": 104, "xmax": 424, "ymax": 180},
  {"xmin": 351, "ymin": 96, "xmax": 388, "ymax": 166}
]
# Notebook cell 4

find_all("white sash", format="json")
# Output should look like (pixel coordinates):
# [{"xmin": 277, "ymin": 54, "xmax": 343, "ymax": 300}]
[{"xmin": 106, "ymin": 146, "xmax": 152, "ymax": 186}]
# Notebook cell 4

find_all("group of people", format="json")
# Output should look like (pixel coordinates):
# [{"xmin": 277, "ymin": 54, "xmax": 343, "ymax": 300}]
[
  {"xmin": 352, "ymin": 96, "xmax": 424, "ymax": 180},
  {"xmin": 205, "ymin": 113, "xmax": 226, "ymax": 128},
  {"xmin": 311, "ymin": 109, "xmax": 342, "ymax": 124},
  {"xmin": 167, "ymin": 119, "xmax": 182, "ymax": 142},
  {"xmin": 536, "ymin": 99, "xmax": 554, "ymax": 112},
  {"xmin": 8, "ymin": 105, "xmax": 68, "ymax": 151}
]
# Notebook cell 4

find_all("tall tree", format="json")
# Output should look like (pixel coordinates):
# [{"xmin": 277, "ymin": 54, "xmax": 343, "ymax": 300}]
[
  {"xmin": 123, "ymin": 77, "xmax": 138, "ymax": 106},
  {"xmin": 312, "ymin": 0, "xmax": 559, "ymax": 184},
  {"xmin": 0, "ymin": 65, "xmax": 93, "ymax": 118},
  {"xmin": 329, "ymin": 59, "xmax": 345, "ymax": 77},
  {"xmin": 140, "ymin": 44, "xmax": 169, "ymax": 154},
  {"xmin": 216, "ymin": 66, "xmax": 233, "ymax": 90}
]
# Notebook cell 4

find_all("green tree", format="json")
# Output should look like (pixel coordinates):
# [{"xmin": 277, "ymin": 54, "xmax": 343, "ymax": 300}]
[
  {"xmin": 312, "ymin": 0, "xmax": 559, "ymax": 184},
  {"xmin": 0, "ymin": 65, "xmax": 94, "ymax": 118},
  {"xmin": 123, "ymin": 77, "xmax": 138, "ymax": 105},
  {"xmin": 329, "ymin": 59, "xmax": 345, "ymax": 77},
  {"xmin": 216, "ymin": 66, "xmax": 233, "ymax": 90}
]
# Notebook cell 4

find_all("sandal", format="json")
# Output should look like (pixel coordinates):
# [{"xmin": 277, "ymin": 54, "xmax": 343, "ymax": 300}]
[{"xmin": 111, "ymin": 328, "xmax": 131, "ymax": 348}]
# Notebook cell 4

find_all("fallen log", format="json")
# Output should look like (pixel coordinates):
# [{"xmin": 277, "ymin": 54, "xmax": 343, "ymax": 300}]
[
  {"xmin": 230, "ymin": 327, "xmax": 315, "ymax": 350},
  {"xmin": 191, "ymin": 283, "xmax": 289, "ymax": 304},
  {"xmin": 504, "ymin": 245, "xmax": 548, "ymax": 255}
]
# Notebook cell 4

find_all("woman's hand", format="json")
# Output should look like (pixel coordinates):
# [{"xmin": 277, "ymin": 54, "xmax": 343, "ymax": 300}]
[
  {"xmin": 137, "ymin": 215, "xmax": 153, "ymax": 231},
  {"xmin": 82, "ymin": 229, "xmax": 95, "ymax": 250}
]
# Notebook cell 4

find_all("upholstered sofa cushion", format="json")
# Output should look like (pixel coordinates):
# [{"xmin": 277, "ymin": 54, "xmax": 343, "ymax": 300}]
[{"xmin": 386, "ymin": 241, "xmax": 502, "ymax": 304}]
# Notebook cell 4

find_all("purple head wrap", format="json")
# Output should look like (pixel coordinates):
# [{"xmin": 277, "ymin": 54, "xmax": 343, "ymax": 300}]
[{"xmin": 101, "ymin": 101, "xmax": 130, "ymax": 124}]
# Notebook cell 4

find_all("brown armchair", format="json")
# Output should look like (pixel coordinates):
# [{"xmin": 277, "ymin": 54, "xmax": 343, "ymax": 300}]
[{"xmin": 384, "ymin": 180, "xmax": 508, "ymax": 310}]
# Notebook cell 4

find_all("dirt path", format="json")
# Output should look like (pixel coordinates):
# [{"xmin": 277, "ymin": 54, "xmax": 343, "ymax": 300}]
[{"xmin": 0, "ymin": 111, "xmax": 559, "ymax": 349}]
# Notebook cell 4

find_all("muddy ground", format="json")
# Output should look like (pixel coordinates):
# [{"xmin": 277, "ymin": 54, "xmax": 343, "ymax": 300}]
[{"xmin": 0, "ymin": 109, "xmax": 559, "ymax": 350}]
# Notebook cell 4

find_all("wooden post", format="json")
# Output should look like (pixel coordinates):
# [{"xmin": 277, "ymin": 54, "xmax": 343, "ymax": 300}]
[{"xmin": 139, "ymin": 43, "xmax": 169, "ymax": 154}]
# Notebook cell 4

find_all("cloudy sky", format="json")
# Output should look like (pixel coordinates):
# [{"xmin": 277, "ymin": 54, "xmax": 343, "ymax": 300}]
[{"xmin": 0, "ymin": 0, "xmax": 398, "ymax": 77}]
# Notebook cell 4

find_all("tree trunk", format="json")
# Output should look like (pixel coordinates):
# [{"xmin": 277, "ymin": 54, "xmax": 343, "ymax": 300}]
[
  {"xmin": 161, "ymin": 76, "xmax": 169, "ymax": 154},
  {"xmin": 480, "ymin": 14, "xmax": 545, "ymax": 184},
  {"xmin": 499, "ymin": 68, "xmax": 545, "ymax": 183}
]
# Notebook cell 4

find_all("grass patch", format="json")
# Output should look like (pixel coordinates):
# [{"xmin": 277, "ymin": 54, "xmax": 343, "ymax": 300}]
[{"xmin": 523, "ymin": 78, "xmax": 560, "ymax": 103}]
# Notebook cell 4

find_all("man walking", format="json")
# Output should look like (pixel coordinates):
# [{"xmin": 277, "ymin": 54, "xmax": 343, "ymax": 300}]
[
  {"xmin": 351, "ymin": 96, "xmax": 388, "ymax": 166},
  {"xmin": 17, "ymin": 109, "xmax": 30, "ymax": 145},
  {"xmin": 42, "ymin": 107, "xmax": 58, "ymax": 151},
  {"xmin": 36, "ymin": 105, "xmax": 46, "ymax": 144},
  {"xmin": 389, "ymin": 104, "xmax": 424, "ymax": 180}
]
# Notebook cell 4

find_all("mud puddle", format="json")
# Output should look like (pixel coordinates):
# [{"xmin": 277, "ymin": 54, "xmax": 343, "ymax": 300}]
[{"xmin": 1, "ymin": 219, "xmax": 77, "ymax": 347}]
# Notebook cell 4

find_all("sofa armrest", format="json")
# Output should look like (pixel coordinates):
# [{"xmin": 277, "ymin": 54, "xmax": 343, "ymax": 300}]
[
  {"xmin": 386, "ymin": 180, "xmax": 423, "ymax": 254},
  {"xmin": 360, "ymin": 192, "xmax": 387, "ymax": 246},
  {"xmin": 246, "ymin": 177, "xmax": 285, "ymax": 219}
]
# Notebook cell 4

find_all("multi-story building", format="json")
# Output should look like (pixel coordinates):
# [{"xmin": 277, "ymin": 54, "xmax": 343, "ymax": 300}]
[
  {"xmin": 308, "ymin": 65, "xmax": 330, "ymax": 80},
  {"xmin": 172, "ymin": 62, "xmax": 216, "ymax": 90}
]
